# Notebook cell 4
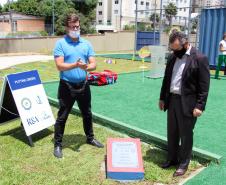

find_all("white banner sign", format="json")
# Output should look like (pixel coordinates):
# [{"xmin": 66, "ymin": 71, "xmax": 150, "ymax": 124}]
[{"xmin": 7, "ymin": 70, "xmax": 55, "ymax": 136}]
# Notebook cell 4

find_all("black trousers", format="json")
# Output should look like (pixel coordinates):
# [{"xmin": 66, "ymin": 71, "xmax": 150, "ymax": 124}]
[
  {"xmin": 54, "ymin": 79, "xmax": 94, "ymax": 147},
  {"xmin": 167, "ymin": 94, "xmax": 197, "ymax": 167}
]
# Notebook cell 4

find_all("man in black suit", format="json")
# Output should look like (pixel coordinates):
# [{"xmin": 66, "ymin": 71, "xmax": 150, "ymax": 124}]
[{"xmin": 159, "ymin": 31, "xmax": 210, "ymax": 177}]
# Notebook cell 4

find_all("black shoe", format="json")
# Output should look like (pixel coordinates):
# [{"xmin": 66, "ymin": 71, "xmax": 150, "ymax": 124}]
[
  {"xmin": 161, "ymin": 160, "xmax": 179, "ymax": 169},
  {"xmin": 53, "ymin": 146, "xmax": 63, "ymax": 158},
  {"xmin": 86, "ymin": 138, "xmax": 104, "ymax": 148},
  {"xmin": 173, "ymin": 166, "xmax": 188, "ymax": 177}
]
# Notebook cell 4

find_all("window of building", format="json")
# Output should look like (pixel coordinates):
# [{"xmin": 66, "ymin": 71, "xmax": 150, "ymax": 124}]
[
  {"xmin": 184, "ymin": 8, "xmax": 186, "ymax": 11},
  {"xmin": 141, "ymin": 1, "xmax": 144, "ymax": 5},
  {"xmin": 98, "ymin": 11, "xmax": 102, "ymax": 15},
  {"xmin": 114, "ymin": 10, "xmax": 119, "ymax": 14},
  {"xmin": 115, "ymin": 0, "xmax": 119, "ymax": 4},
  {"xmin": 98, "ymin": 2, "xmax": 102, "ymax": 6},
  {"xmin": 180, "ymin": 8, "xmax": 182, "ymax": 11},
  {"xmin": 13, "ymin": 21, "xmax": 17, "ymax": 32},
  {"xmin": 140, "ymin": 10, "xmax": 144, "ymax": 14},
  {"xmin": 146, "ymin": 2, "xmax": 149, "ymax": 6},
  {"xmin": 98, "ymin": 20, "xmax": 103, "ymax": 24}
]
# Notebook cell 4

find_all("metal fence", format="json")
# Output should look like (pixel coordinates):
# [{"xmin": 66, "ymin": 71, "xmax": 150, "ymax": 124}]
[
  {"xmin": 136, "ymin": 31, "xmax": 160, "ymax": 50},
  {"xmin": 133, "ymin": 3, "xmax": 226, "ymax": 66}
]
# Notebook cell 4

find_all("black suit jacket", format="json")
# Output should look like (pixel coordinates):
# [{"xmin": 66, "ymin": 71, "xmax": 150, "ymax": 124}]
[{"xmin": 160, "ymin": 47, "xmax": 210, "ymax": 117}]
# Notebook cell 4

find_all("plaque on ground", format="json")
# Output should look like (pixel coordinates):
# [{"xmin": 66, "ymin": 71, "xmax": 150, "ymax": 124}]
[{"xmin": 107, "ymin": 138, "xmax": 144, "ymax": 181}]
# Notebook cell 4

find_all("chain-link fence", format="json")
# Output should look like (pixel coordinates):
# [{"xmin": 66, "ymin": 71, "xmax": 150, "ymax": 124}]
[{"xmin": 132, "ymin": 3, "xmax": 226, "ymax": 53}]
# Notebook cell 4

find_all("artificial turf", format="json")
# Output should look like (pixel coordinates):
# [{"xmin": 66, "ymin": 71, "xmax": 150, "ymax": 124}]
[{"xmin": 44, "ymin": 72, "xmax": 226, "ymax": 185}]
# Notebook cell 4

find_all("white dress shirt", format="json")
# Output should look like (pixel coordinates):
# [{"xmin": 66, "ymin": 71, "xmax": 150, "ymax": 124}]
[{"xmin": 170, "ymin": 45, "xmax": 192, "ymax": 95}]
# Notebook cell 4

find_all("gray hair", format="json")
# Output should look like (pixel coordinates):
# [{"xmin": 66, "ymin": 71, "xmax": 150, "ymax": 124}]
[{"xmin": 169, "ymin": 31, "xmax": 188, "ymax": 46}]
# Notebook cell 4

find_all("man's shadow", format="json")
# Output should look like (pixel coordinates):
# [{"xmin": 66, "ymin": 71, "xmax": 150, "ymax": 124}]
[
  {"xmin": 0, "ymin": 126, "xmax": 53, "ymax": 146},
  {"xmin": 56, "ymin": 134, "xmax": 87, "ymax": 152},
  {"xmin": 143, "ymin": 147, "xmax": 208, "ymax": 167},
  {"xmin": 143, "ymin": 147, "xmax": 168, "ymax": 167}
]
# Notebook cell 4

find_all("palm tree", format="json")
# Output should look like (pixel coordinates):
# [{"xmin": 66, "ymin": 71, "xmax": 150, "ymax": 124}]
[{"xmin": 164, "ymin": 3, "xmax": 177, "ymax": 26}]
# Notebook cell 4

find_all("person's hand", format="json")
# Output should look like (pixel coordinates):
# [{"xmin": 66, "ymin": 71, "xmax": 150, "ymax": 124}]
[
  {"xmin": 77, "ymin": 61, "xmax": 87, "ymax": 70},
  {"xmin": 159, "ymin": 100, "xmax": 165, "ymax": 111},
  {"xmin": 193, "ymin": 108, "xmax": 202, "ymax": 117}
]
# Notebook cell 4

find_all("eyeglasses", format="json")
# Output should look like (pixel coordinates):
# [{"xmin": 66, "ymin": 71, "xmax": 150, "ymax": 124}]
[{"xmin": 68, "ymin": 25, "xmax": 80, "ymax": 30}]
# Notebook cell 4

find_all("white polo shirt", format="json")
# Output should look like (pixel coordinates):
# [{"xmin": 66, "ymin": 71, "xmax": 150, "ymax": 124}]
[{"xmin": 219, "ymin": 40, "xmax": 226, "ymax": 55}]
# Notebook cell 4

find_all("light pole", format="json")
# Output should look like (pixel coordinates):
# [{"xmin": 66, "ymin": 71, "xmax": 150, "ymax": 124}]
[
  {"xmin": 133, "ymin": 0, "xmax": 138, "ymax": 60},
  {"xmin": 52, "ymin": 0, "xmax": 55, "ymax": 35},
  {"xmin": 187, "ymin": 0, "xmax": 192, "ymax": 41},
  {"xmin": 119, "ymin": 0, "xmax": 122, "ymax": 31},
  {"xmin": 159, "ymin": 0, "xmax": 163, "ymax": 42},
  {"xmin": 153, "ymin": 0, "xmax": 157, "ymax": 45},
  {"xmin": 8, "ymin": 0, "xmax": 13, "ymax": 33}
]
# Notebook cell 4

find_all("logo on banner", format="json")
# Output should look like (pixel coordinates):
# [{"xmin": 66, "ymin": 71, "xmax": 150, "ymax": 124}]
[
  {"xmin": 40, "ymin": 111, "xmax": 51, "ymax": 121},
  {"xmin": 36, "ymin": 95, "xmax": 43, "ymax": 104},
  {"xmin": 21, "ymin": 98, "xmax": 32, "ymax": 110},
  {"xmin": 27, "ymin": 116, "xmax": 39, "ymax": 126}
]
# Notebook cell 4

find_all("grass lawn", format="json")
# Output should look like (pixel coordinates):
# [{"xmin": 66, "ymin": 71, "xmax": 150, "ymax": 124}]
[{"xmin": 0, "ymin": 57, "xmax": 209, "ymax": 185}]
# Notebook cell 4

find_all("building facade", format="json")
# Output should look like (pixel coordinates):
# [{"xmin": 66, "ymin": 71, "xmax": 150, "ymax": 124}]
[
  {"xmin": 96, "ymin": 0, "xmax": 197, "ymax": 32},
  {"xmin": 192, "ymin": 0, "xmax": 226, "ymax": 12},
  {"xmin": 160, "ymin": 0, "xmax": 190, "ymax": 26},
  {"xmin": 0, "ymin": 12, "xmax": 45, "ymax": 36},
  {"xmin": 96, "ymin": 0, "xmax": 153, "ymax": 32}
]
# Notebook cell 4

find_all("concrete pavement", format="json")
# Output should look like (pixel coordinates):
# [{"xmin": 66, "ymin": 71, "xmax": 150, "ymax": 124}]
[{"xmin": 0, "ymin": 55, "xmax": 53, "ymax": 70}]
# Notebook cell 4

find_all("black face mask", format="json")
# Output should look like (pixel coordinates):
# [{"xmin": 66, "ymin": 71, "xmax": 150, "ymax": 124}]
[{"xmin": 173, "ymin": 47, "xmax": 187, "ymax": 59}]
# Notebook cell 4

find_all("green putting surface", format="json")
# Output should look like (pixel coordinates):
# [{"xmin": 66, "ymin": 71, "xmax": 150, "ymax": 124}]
[
  {"xmin": 96, "ymin": 53, "xmax": 151, "ymax": 62},
  {"xmin": 44, "ymin": 72, "xmax": 226, "ymax": 184}
]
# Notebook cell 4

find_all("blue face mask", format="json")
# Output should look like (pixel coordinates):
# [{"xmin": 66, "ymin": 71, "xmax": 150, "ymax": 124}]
[{"xmin": 68, "ymin": 30, "xmax": 80, "ymax": 39}]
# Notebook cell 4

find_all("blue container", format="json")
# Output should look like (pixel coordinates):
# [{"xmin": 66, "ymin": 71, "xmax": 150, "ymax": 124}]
[
  {"xmin": 199, "ymin": 8, "xmax": 226, "ymax": 67},
  {"xmin": 136, "ymin": 31, "xmax": 160, "ymax": 50}
]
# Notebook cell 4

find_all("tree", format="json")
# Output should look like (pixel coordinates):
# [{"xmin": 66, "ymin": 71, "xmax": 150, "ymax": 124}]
[
  {"xmin": 72, "ymin": 0, "xmax": 98, "ymax": 34},
  {"xmin": 2, "ymin": 0, "xmax": 97, "ymax": 35},
  {"xmin": 164, "ymin": 3, "xmax": 177, "ymax": 26},
  {"xmin": 0, "ymin": 4, "xmax": 2, "ymax": 13},
  {"xmin": 3, "ymin": 0, "xmax": 40, "ymax": 15},
  {"xmin": 55, "ymin": 8, "xmax": 78, "ymax": 35},
  {"xmin": 137, "ymin": 22, "xmax": 146, "ymax": 31},
  {"xmin": 38, "ymin": 0, "xmax": 75, "ymax": 35},
  {"xmin": 150, "ymin": 13, "xmax": 160, "ymax": 29},
  {"xmin": 192, "ymin": 19, "xmax": 198, "ymax": 31},
  {"xmin": 124, "ymin": 24, "xmax": 135, "ymax": 31}
]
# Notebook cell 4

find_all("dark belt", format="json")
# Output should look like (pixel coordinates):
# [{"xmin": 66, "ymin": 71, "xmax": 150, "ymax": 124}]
[
  {"xmin": 170, "ymin": 93, "xmax": 181, "ymax": 98},
  {"xmin": 60, "ymin": 79, "xmax": 86, "ymax": 87},
  {"xmin": 60, "ymin": 79, "xmax": 87, "ymax": 93}
]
